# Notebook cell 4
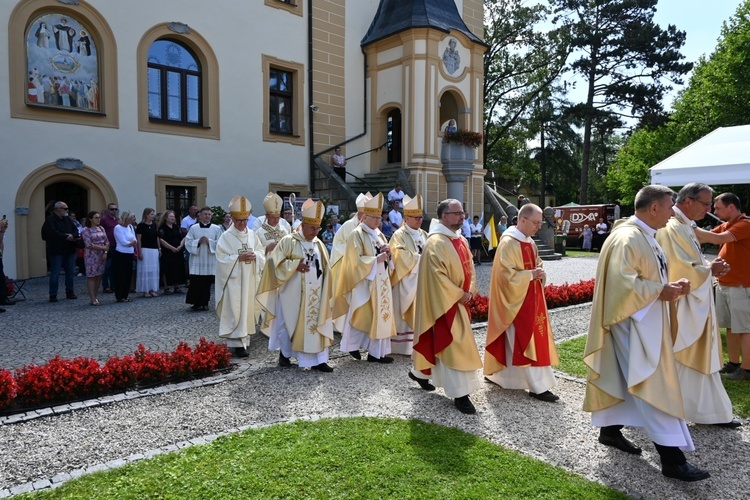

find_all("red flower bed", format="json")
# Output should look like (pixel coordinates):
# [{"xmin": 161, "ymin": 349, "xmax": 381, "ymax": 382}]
[
  {"xmin": 1, "ymin": 338, "xmax": 231, "ymax": 412},
  {"xmin": 468, "ymin": 278, "xmax": 595, "ymax": 323}
]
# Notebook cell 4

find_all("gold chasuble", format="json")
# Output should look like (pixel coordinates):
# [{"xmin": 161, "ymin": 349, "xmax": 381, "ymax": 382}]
[
  {"xmin": 412, "ymin": 226, "xmax": 482, "ymax": 374},
  {"xmin": 657, "ymin": 209, "xmax": 719, "ymax": 373},
  {"xmin": 390, "ymin": 225, "xmax": 427, "ymax": 330},
  {"xmin": 484, "ymin": 232, "xmax": 558, "ymax": 375},
  {"xmin": 256, "ymin": 232, "xmax": 333, "ymax": 354},
  {"xmin": 332, "ymin": 225, "xmax": 395, "ymax": 340},
  {"xmin": 583, "ymin": 218, "xmax": 684, "ymax": 418}
]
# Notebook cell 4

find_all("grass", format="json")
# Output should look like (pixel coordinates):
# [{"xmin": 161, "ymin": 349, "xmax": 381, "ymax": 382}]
[
  {"xmin": 563, "ymin": 249, "xmax": 598, "ymax": 258},
  {"xmin": 22, "ymin": 418, "xmax": 628, "ymax": 499},
  {"xmin": 555, "ymin": 331, "xmax": 750, "ymax": 418}
]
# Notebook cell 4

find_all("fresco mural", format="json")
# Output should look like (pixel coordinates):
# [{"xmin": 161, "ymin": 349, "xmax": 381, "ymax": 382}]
[{"xmin": 25, "ymin": 13, "xmax": 100, "ymax": 112}]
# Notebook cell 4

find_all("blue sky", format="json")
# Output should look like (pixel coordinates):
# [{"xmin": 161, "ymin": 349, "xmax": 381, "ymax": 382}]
[{"xmin": 653, "ymin": 0, "xmax": 742, "ymax": 107}]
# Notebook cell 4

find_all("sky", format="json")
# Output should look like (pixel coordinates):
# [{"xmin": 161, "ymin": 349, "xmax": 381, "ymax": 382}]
[{"xmin": 652, "ymin": 0, "xmax": 742, "ymax": 108}]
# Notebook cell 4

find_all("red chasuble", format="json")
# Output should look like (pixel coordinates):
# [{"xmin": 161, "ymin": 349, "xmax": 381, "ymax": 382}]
[
  {"xmin": 413, "ymin": 238, "xmax": 473, "ymax": 374},
  {"xmin": 485, "ymin": 240, "xmax": 552, "ymax": 367}
]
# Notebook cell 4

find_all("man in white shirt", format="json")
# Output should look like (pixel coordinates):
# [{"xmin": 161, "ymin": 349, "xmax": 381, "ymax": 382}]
[
  {"xmin": 180, "ymin": 205, "xmax": 198, "ymax": 235},
  {"xmin": 388, "ymin": 200, "xmax": 403, "ymax": 230},
  {"xmin": 387, "ymin": 182, "xmax": 405, "ymax": 204}
]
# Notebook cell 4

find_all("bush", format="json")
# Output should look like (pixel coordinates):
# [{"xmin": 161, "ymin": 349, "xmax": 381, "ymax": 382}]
[{"xmin": 0, "ymin": 370, "xmax": 17, "ymax": 410}]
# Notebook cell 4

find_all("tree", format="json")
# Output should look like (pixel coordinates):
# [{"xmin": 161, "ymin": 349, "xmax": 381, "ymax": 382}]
[
  {"xmin": 551, "ymin": 0, "xmax": 692, "ymax": 203},
  {"xmin": 483, "ymin": 0, "xmax": 569, "ymax": 185}
]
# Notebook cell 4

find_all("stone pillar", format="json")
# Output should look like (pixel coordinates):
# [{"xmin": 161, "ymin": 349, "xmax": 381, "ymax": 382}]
[{"xmin": 440, "ymin": 143, "xmax": 476, "ymax": 202}]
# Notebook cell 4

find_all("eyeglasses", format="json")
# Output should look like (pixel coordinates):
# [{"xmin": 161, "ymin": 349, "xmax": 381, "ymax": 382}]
[
  {"xmin": 109, "ymin": 207, "xmax": 118, "ymax": 211},
  {"xmin": 234, "ymin": 218, "xmax": 248, "ymax": 223},
  {"xmin": 691, "ymin": 198, "xmax": 712, "ymax": 208},
  {"xmin": 523, "ymin": 217, "xmax": 543, "ymax": 226},
  {"xmin": 366, "ymin": 215, "xmax": 383, "ymax": 221},
  {"xmin": 408, "ymin": 216, "xmax": 424, "ymax": 220}
]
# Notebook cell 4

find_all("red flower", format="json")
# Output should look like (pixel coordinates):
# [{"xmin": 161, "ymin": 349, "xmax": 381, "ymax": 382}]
[{"xmin": 0, "ymin": 369, "xmax": 17, "ymax": 410}]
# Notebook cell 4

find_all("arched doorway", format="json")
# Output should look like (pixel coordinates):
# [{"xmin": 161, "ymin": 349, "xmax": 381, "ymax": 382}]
[
  {"xmin": 386, "ymin": 109, "xmax": 402, "ymax": 164},
  {"xmin": 15, "ymin": 164, "xmax": 117, "ymax": 279},
  {"xmin": 439, "ymin": 90, "xmax": 462, "ymax": 132}
]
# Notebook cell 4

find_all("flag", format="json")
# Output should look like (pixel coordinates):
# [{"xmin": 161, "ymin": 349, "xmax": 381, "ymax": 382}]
[{"xmin": 484, "ymin": 215, "xmax": 498, "ymax": 250}]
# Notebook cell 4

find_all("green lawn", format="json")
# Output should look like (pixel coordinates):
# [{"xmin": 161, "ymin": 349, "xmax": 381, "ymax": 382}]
[
  {"xmin": 23, "ymin": 418, "xmax": 628, "ymax": 499},
  {"xmin": 563, "ymin": 249, "xmax": 598, "ymax": 258},
  {"xmin": 556, "ymin": 332, "xmax": 750, "ymax": 418}
]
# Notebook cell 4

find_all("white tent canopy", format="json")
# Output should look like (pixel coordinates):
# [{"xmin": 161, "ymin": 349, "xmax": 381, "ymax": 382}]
[{"xmin": 649, "ymin": 125, "xmax": 750, "ymax": 187}]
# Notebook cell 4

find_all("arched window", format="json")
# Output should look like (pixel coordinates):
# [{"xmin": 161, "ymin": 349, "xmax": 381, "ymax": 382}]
[{"xmin": 147, "ymin": 40, "xmax": 202, "ymax": 125}]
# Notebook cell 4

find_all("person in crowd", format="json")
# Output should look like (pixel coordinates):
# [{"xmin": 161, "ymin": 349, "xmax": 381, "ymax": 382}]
[
  {"xmin": 580, "ymin": 224, "xmax": 593, "ymax": 251},
  {"xmin": 332, "ymin": 193, "xmax": 395, "ymax": 363},
  {"xmin": 253, "ymin": 192, "xmax": 291, "ymax": 256},
  {"xmin": 584, "ymin": 185, "xmax": 709, "ymax": 482},
  {"xmin": 498, "ymin": 215, "xmax": 508, "ymax": 234},
  {"xmin": 69, "ymin": 211, "xmax": 86, "ymax": 276},
  {"xmin": 389, "ymin": 194, "xmax": 427, "ymax": 356},
  {"xmin": 380, "ymin": 210, "xmax": 394, "ymax": 239},
  {"xmin": 320, "ymin": 223, "xmax": 334, "ymax": 254},
  {"xmin": 81, "ymin": 211, "xmax": 109, "ymax": 305},
  {"xmin": 283, "ymin": 205, "xmax": 298, "ymax": 232},
  {"xmin": 100, "ymin": 203, "xmax": 119, "ymax": 293},
  {"xmin": 655, "ymin": 183, "xmax": 739, "ymax": 427},
  {"xmin": 113, "ymin": 211, "xmax": 137, "ymax": 303},
  {"xmin": 220, "ymin": 213, "xmax": 232, "ymax": 232},
  {"xmin": 695, "ymin": 192, "xmax": 750, "ymax": 381},
  {"xmin": 469, "ymin": 215, "xmax": 483, "ymax": 265},
  {"xmin": 185, "ymin": 207, "xmax": 222, "ymax": 311},
  {"xmin": 158, "ymin": 210, "xmax": 186, "ymax": 295},
  {"xmin": 332, "ymin": 147, "xmax": 347, "ymax": 180},
  {"xmin": 517, "ymin": 195, "xmax": 530, "ymax": 208},
  {"xmin": 330, "ymin": 193, "xmax": 370, "ymax": 268},
  {"xmin": 257, "ymin": 199, "xmax": 334, "ymax": 372},
  {"xmin": 42, "ymin": 201, "xmax": 78, "ymax": 302},
  {"xmin": 329, "ymin": 214, "xmax": 341, "ymax": 233},
  {"xmin": 388, "ymin": 200, "xmax": 403, "ymax": 231},
  {"xmin": 387, "ymin": 182, "xmax": 405, "ymax": 204},
  {"xmin": 135, "ymin": 208, "xmax": 161, "ymax": 298},
  {"xmin": 461, "ymin": 209, "xmax": 471, "ymax": 239},
  {"xmin": 594, "ymin": 217, "xmax": 608, "ymax": 250},
  {"xmin": 411, "ymin": 198, "xmax": 481, "ymax": 414},
  {"xmin": 180, "ymin": 205, "xmax": 198, "ymax": 235},
  {"xmin": 484, "ymin": 203, "xmax": 560, "ymax": 402},
  {"xmin": 0, "ymin": 216, "xmax": 13, "ymax": 311},
  {"xmin": 215, "ymin": 196, "xmax": 265, "ymax": 357}
]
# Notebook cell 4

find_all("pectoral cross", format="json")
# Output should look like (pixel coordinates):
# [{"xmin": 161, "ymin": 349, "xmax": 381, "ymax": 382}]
[{"xmin": 239, "ymin": 243, "xmax": 250, "ymax": 264}]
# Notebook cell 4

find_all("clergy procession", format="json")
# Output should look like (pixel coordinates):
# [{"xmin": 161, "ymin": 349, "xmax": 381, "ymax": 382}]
[{"xmin": 200, "ymin": 183, "xmax": 746, "ymax": 483}]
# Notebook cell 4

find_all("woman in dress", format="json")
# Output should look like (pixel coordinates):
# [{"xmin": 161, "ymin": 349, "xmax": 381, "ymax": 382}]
[
  {"xmin": 320, "ymin": 223, "xmax": 334, "ymax": 254},
  {"xmin": 221, "ymin": 213, "xmax": 232, "ymax": 232},
  {"xmin": 581, "ymin": 224, "xmax": 593, "ymax": 251},
  {"xmin": 113, "ymin": 211, "xmax": 137, "ymax": 302},
  {"xmin": 135, "ymin": 208, "xmax": 161, "ymax": 298},
  {"xmin": 81, "ymin": 211, "xmax": 109, "ymax": 305},
  {"xmin": 158, "ymin": 210, "xmax": 186, "ymax": 294}
]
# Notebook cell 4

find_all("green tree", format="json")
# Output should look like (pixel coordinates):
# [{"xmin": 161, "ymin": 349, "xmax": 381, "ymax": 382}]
[
  {"xmin": 483, "ymin": 0, "xmax": 569, "ymax": 185},
  {"xmin": 551, "ymin": 0, "xmax": 692, "ymax": 203}
]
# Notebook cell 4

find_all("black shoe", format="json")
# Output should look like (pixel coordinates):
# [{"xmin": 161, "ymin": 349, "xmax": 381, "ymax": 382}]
[
  {"xmin": 49, "ymin": 295, "xmax": 58, "ymax": 303},
  {"xmin": 66, "ymin": 292, "xmax": 77, "ymax": 300},
  {"xmin": 408, "ymin": 371, "xmax": 435, "ymax": 391},
  {"xmin": 454, "ymin": 395, "xmax": 476, "ymax": 414},
  {"xmin": 0, "ymin": 299, "xmax": 15, "ymax": 306},
  {"xmin": 714, "ymin": 419, "xmax": 742, "ymax": 428},
  {"xmin": 233, "ymin": 347, "xmax": 249, "ymax": 358},
  {"xmin": 349, "ymin": 350, "xmax": 361, "ymax": 360},
  {"xmin": 529, "ymin": 390, "xmax": 560, "ymax": 402},
  {"xmin": 312, "ymin": 363, "xmax": 334, "ymax": 373},
  {"xmin": 0, "ymin": 308, "xmax": 5, "ymax": 313},
  {"xmin": 719, "ymin": 361, "xmax": 740, "ymax": 374},
  {"xmin": 279, "ymin": 352, "xmax": 292, "ymax": 368},
  {"xmin": 598, "ymin": 430, "xmax": 642, "ymax": 455},
  {"xmin": 190, "ymin": 304, "xmax": 201, "ymax": 311},
  {"xmin": 367, "ymin": 354, "xmax": 394, "ymax": 364},
  {"xmin": 662, "ymin": 462, "xmax": 710, "ymax": 482}
]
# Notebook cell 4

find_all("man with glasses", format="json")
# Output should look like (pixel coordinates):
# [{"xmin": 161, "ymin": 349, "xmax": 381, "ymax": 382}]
[
  {"xmin": 332, "ymin": 192, "xmax": 395, "ymax": 363},
  {"xmin": 484, "ymin": 203, "xmax": 560, "ymax": 403},
  {"xmin": 216, "ymin": 197, "xmax": 264, "ymax": 358},
  {"xmin": 41, "ymin": 201, "xmax": 78, "ymax": 302},
  {"xmin": 390, "ymin": 194, "xmax": 427, "ymax": 356},
  {"xmin": 584, "ymin": 185, "xmax": 709, "ymax": 482},
  {"xmin": 696, "ymin": 192, "xmax": 750, "ymax": 381},
  {"xmin": 655, "ymin": 183, "xmax": 738, "ymax": 427},
  {"xmin": 100, "ymin": 203, "xmax": 119, "ymax": 293},
  {"xmin": 411, "ymin": 198, "xmax": 482, "ymax": 414}
]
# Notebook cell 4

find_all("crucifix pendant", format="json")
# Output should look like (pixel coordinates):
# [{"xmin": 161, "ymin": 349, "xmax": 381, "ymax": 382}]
[{"xmin": 239, "ymin": 243, "xmax": 251, "ymax": 264}]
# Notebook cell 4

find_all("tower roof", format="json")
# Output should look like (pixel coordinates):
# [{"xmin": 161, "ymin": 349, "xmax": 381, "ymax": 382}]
[{"xmin": 361, "ymin": 0, "xmax": 485, "ymax": 47}]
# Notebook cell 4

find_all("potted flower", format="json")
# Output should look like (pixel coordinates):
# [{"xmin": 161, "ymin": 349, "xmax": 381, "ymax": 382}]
[{"xmin": 443, "ymin": 129, "xmax": 483, "ymax": 148}]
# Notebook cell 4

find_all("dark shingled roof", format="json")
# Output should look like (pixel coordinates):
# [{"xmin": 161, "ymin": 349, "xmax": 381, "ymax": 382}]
[{"xmin": 361, "ymin": 0, "xmax": 485, "ymax": 47}]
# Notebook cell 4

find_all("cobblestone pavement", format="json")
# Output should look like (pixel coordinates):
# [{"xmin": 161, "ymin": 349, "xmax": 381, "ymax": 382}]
[{"xmin": 0, "ymin": 256, "xmax": 600, "ymax": 371}]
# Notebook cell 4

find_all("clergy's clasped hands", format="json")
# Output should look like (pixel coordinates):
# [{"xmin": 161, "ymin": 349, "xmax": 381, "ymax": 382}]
[
  {"xmin": 376, "ymin": 244, "xmax": 392, "ymax": 263},
  {"xmin": 531, "ymin": 267, "xmax": 545, "ymax": 281},
  {"xmin": 239, "ymin": 250, "xmax": 256, "ymax": 264},
  {"xmin": 659, "ymin": 278, "xmax": 690, "ymax": 302}
]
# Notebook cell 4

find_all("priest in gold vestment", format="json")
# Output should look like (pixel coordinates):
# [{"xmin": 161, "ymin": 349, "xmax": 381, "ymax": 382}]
[
  {"xmin": 330, "ymin": 192, "xmax": 370, "ymax": 268},
  {"xmin": 332, "ymin": 193, "xmax": 395, "ymax": 362},
  {"xmin": 584, "ymin": 185, "xmax": 710, "ymax": 482},
  {"xmin": 411, "ymin": 199, "xmax": 482, "ymax": 414},
  {"xmin": 484, "ymin": 204, "xmax": 560, "ymax": 402},
  {"xmin": 257, "ymin": 199, "xmax": 334, "ymax": 372},
  {"xmin": 215, "ymin": 196, "xmax": 265, "ymax": 358},
  {"xmin": 389, "ymin": 194, "xmax": 427, "ymax": 355},
  {"xmin": 254, "ymin": 192, "xmax": 291, "ymax": 257},
  {"xmin": 655, "ymin": 183, "xmax": 736, "ymax": 426}
]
